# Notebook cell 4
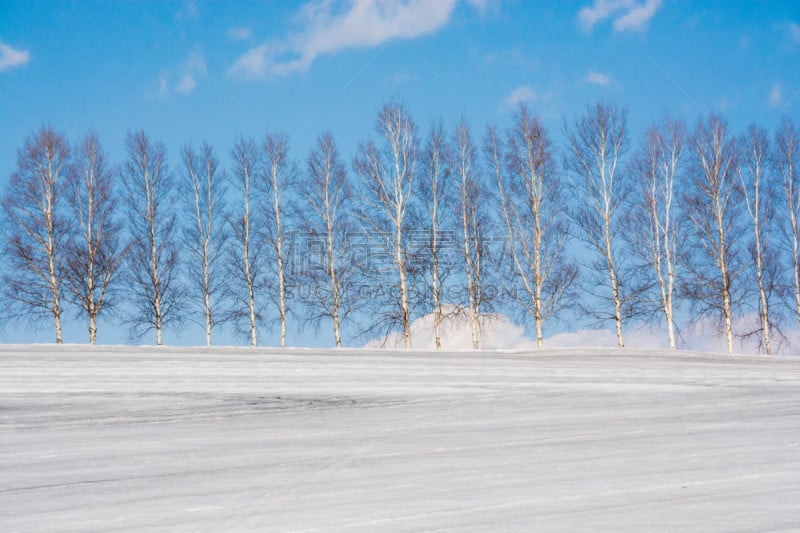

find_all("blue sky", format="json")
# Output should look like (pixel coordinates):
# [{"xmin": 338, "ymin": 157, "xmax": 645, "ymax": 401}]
[{"xmin": 0, "ymin": 0, "xmax": 799, "ymax": 346}]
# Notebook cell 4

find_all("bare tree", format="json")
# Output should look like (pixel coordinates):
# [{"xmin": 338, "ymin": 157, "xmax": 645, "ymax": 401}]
[
  {"xmin": 181, "ymin": 142, "xmax": 227, "ymax": 346},
  {"xmin": 121, "ymin": 131, "xmax": 182, "ymax": 345},
  {"xmin": 419, "ymin": 120, "xmax": 452, "ymax": 349},
  {"xmin": 627, "ymin": 116, "xmax": 686, "ymax": 350},
  {"xmin": 63, "ymin": 131, "xmax": 126, "ymax": 344},
  {"xmin": 228, "ymin": 137, "xmax": 265, "ymax": 346},
  {"xmin": 738, "ymin": 125, "xmax": 782, "ymax": 354},
  {"xmin": 563, "ymin": 102, "xmax": 630, "ymax": 347},
  {"xmin": 464, "ymin": 164, "xmax": 493, "ymax": 339},
  {"xmin": 683, "ymin": 115, "xmax": 743, "ymax": 354},
  {"xmin": 495, "ymin": 105, "xmax": 577, "ymax": 348},
  {"xmin": 353, "ymin": 102, "xmax": 418, "ymax": 348},
  {"xmin": 1, "ymin": 127, "xmax": 68, "ymax": 343},
  {"xmin": 259, "ymin": 134, "xmax": 294, "ymax": 348},
  {"xmin": 451, "ymin": 119, "xmax": 484, "ymax": 349},
  {"xmin": 298, "ymin": 132, "xmax": 355, "ymax": 347},
  {"xmin": 775, "ymin": 118, "xmax": 800, "ymax": 330}
]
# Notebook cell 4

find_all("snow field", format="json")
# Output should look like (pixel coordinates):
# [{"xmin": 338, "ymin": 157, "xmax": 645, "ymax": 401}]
[{"xmin": 2, "ymin": 345, "xmax": 800, "ymax": 531}]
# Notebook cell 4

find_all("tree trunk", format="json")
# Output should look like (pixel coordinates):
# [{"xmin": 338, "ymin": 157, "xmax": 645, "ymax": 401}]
[
  {"xmin": 326, "ymin": 220, "xmax": 342, "ymax": 348},
  {"xmin": 53, "ymin": 301, "xmax": 63, "ymax": 344},
  {"xmin": 430, "ymin": 182, "xmax": 442, "ymax": 350},
  {"xmin": 432, "ymin": 246, "xmax": 442, "ymax": 350},
  {"xmin": 47, "ymin": 193, "xmax": 63, "ymax": 344},
  {"xmin": 270, "ymin": 154, "xmax": 288, "ymax": 349},
  {"xmin": 89, "ymin": 313, "xmax": 97, "ymax": 345},
  {"xmin": 606, "ymin": 215, "xmax": 624, "ymax": 348},
  {"xmin": 723, "ymin": 285, "xmax": 733, "ymax": 354},
  {"xmin": 462, "ymin": 205, "xmax": 479, "ymax": 350},
  {"xmin": 664, "ymin": 196, "xmax": 677, "ymax": 351},
  {"xmin": 792, "ymin": 209, "xmax": 800, "ymax": 331},
  {"xmin": 204, "ymin": 279, "xmax": 212, "ymax": 347},
  {"xmin": 398, "ymin": 232, "xmax": 411, "ymax": 349},
  {"xmin": 716, "ymin": 203, "xmax": 734, "ymax": 355},
  {"xmin": 753, "ymin": 214, "xmax": 771, "ymax": 355},
  {"xmin": 152, "ymin": 240, "xmax": 163, "ymax": 347},
  {"xmin": 534, "ymin": 206, "xmax": 544, "ymax": 348},
  {"xmin": 155, "ymin": 311, "xmax": 163, "ymax": 346},
  {"xmin": 275, "ymin": 214, "xmax": 286, "ymax": 349},
  {"xmin": 243, "ymin": 188, "xmax": 257, "ymax": 347},
  {"xmin": 50, "ymin": 256, "xmax": 63, "ymax": 344}
]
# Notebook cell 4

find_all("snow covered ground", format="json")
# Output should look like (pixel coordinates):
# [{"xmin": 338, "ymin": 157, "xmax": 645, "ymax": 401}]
[{"xmin": 2, "ymin": 345, "xmax": 800, "ymax": 531}]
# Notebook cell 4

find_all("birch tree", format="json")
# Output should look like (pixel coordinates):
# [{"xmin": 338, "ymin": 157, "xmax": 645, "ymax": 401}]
[
  {"xmin": 495, "ymin": 106, "xmax": 577, "ymax": 348},
  {"xmin": 627, "ymin": 116, "xmax": 686, "ymax": 350},
  {"xmin": 463, "ymin": 164, "xmax": 493, "ymax": 339},
  {"xmin": 419, "ymin": 120, "xmax": 452, "ymax": 349},
  {"xmin": 181, "ymin": 142, "xmax": 227, "ymax": 347},
  {"xmin": 683, "ymin": 115, "xmax": 743, "ymax": 354},
  {"xmin": 775, "ymin": 118, "xmax": 800, "ymax": 330},
  {"xmin": 451, "ymin": 120, "xmax": 483, "ymax": 349},
  {"xmin": 63, "ymin": 131, "xmax": 126, "ymax": 344},
  {"xmin": 738, "ymin": 125, "xmax": 780, "ymax": 354},
  {"xmin": 228, "ymin": 137, "xmax": 265, "ymax": 346},
  {"xmin": 563, "ymin": 102, "xmax": 630, "ymax": 347},
  {"xmin": 353, "ymin": 102, "xmax": 418, "ymax": 348},
  {"xmin": 297, "ymin": 132, "xmax": 358, "ymax": 347},
  {"xmin": 121, "ymin": 131, "xmax": 182, "ymax": 345},
  {"xmin": 259, "ymin": 134, "xmax": 293, "ymax": 348},
  {"xmin": 1, "ymin": 127, "xmax": 68, "ymax": 343}
]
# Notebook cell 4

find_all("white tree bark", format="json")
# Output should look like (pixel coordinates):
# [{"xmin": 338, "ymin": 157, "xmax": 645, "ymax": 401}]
[
  {"xmin": 121, "ymin": 131, "xmax": 181, "ymax": 346},
  {"xmin": 353, "ymin": 103, "xmax": 417, "ymax": 349},
  {"xmin": 776, "ymin": 119, "xmax": 800, "ymax": 331},
  {"xmin": 183, "ymin": 143, "xmax": 223, "ymax": 347},
  {"xmin": 686, "ymin": 115, "xmax": 740, "ymax": 355},
  {"xmin": 631, "ymin": 118, "xmax": 685, "ymax": 350},
  {"xmin": 231, "ymin": 139, "xmax": 260, "ymax": 347},
  {"xmin": 301, "ymin": 133, "xmax": 354, "ymax": 348},
  {"xmin": 422, "ymin": 122, "xmax": 447, "ymax": 350},
  {"xmin": 739, "ymin": 127, "xmax": 773, "ymax": 354},
  {"xmin": 64, "ymin": 132, "xmax": 124, "ymax": 345},
  {"xmin": 263, "ymin": 135, "xmax": 291, "ymax": 348},
  {"xmin": 497, "ymin": 107, "xmax": 575, "ymax": 349},
  {"xmin": 2, "ymin": 128, "xmax": 70, "ymax": 344},
  {"xmin": 564, "ymin": 103, "xmax": 629, "ymax": 348},
  {"xmin": 453, "ymin": 121, "xmax": 481, "ymax": 350}
]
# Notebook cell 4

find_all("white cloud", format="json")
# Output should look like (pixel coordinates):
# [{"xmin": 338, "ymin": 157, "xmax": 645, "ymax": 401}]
[
  {"xmin": 791, "ymin": 23, "xmax": 800, "ymax": 44},
  {"xmin": 176, "ymin": 49, "xmax": 207, "ymax": 94},
  {"xmin": 180, "ymin": 0, "xmax": 198, "ymax": 20},
  {"xmin": 0, "ymin": 40, "xmax": 30, "ymax": 71},
  {"xmin": 229, "ymin": 0, "xmax": 477, "ymax": 79},
  {"xmin": 578, "ymin": 0, "xmax": 661, "ymax": 33},
  {"xmin": 227, "ymin": 26, "xmax": 252, "ymax": 41},
  {"xmin": 175, "ymin": 74, "xmax": 197, "ymax": 94},
  {"xmin": 505, "ymin": 85, "xmax": 537, "ymax": 107},
  {"xmin": 159, "ymin": 49, "xmax": 207, "ymax": 97},
  {"xmin": 612, "ymin": 0, "xmax": 660, "ymax": 31},
  {"xmin": 769, "ymin": 84, "xmax": 782, "ymax": 107},
  {"xmin": 230, "ymin": 44, "xmax": 270, "ymax": 78},
  {"xmin": 587, "ymin": 71, "xmax": 611, "ymax": 86}
]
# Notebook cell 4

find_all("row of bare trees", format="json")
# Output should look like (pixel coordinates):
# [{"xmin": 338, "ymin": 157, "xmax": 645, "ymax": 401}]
[
  {"xmin": 560, "ymin": 105, "xmax": 800, "ymax": 355},
  {"xmin": 2, "ymin": 102, "xmax": 798, "ymax": 353}
]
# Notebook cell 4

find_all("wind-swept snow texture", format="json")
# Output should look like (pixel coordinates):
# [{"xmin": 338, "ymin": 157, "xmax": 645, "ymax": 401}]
[{"xmin": 2, "ymin": 345, "xmax": 800, "ymax": 531}]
